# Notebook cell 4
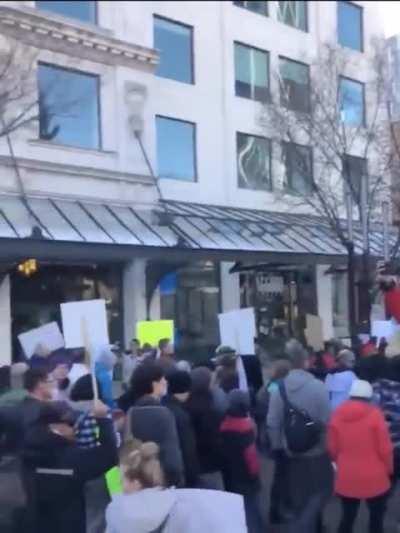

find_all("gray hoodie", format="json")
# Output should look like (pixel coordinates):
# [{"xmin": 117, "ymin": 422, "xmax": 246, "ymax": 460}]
[
  {"xmin": 267, "ymin": 369, "xmax": 330, "ymax": 456},
  {"xmin": 106, "ymin": 488, "xmax": 248, "ymax": 533}
]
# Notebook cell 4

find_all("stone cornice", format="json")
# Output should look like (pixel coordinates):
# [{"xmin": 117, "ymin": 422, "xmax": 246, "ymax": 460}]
[
  {"xmin": 0, "ymin": 154, "xmax": 155, "ymax": 186},
  {"xmin": 0, "ymin": 4, "xmax": 159, "ymax": 70}
]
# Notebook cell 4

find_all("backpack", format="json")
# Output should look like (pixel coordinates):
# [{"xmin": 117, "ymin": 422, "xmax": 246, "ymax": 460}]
[{"xmin": 278, "ymin": 381, "xmax": 321, "ymax": 454}]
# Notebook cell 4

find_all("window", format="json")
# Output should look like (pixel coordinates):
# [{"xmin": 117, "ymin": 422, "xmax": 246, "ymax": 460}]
[
  {"xmin": 234, "ymin": 43, "xmax": 269, "ymax": 102},
  {"xmin": 237, "ymin": 133, "xmax": 272, "ymax": 191},
  {"xmin": 339, "ymin": 77, "xmax": 365, "ymax": 126},
  {"xmin": 233, "ymin": 1, "xmax": 268, "ymax": 16},
  {"xmin": 338, "ymin": 1, "xmax": 363, "ymax": 52},
  {"xmin": 282, "ymin": 142, "xmax": 313, "ymax": 194},
  {"xmin": 38, "ymin": 64, "xmax": 100, "ymax": 150},
  {"xmin": 278, "ymin": 1, "xmax": 307, "ymax": 31},
  {"xmin": 156, "ymin": 116, "xmax": 196, "ymax": 181},
  {"xmin": 36, "ymin": 1, "xmax": 96, "ymax": 24},
  {"xmin": 332, "ymin": 272, "xmax": 349, "ymax": 337},
  {"xmin": 279, "ymin": 57, "xmax": 310, "ymax": 112},
  {"xmin": 342, "ymin": 155, "xmax": 367, "ymax": 203},
  {"xmin": 154, "ymin": 16, "xmax": 193, "ymax": 84}
]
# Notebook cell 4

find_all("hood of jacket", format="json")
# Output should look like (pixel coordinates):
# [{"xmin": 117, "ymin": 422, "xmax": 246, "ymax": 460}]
[
  {"xmin": 285, "ymin": 369, "xmax": 315, "ymax": 394},
  {"xmin": 333, "ymin": 399, "xmax": 376, "ymax": 423},
  {"xmin": 107, "ymin": 488, "xmax": 176, "ymax": 533},
  {"xmin": 135, "ymin": 395, "xmax": 161, "ymax": 408}
]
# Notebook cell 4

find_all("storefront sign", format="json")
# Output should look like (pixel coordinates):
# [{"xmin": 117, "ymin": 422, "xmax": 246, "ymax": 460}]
[{"xmin": 136, "ymin": 320, "xmax": 174, "ymax": 347}]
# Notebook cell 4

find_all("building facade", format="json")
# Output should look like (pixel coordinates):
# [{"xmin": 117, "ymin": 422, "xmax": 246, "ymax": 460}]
[{"xmin": 0, "ymin": 1, "xmax": 386, "ymax": 364}]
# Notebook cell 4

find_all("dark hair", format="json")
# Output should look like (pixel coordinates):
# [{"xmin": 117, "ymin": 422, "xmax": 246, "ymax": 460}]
[
  {"xmin": 24, "ymin": 368, "xmax": 49, "ymax": 393},
  {"xmin": 130, "ymin": 361, "xmax": 164, "ymax": 400},
  {"xmin": 158, "ymin": 338, "xmax": 170, "ymax": 351},
  {"xmin": 355, "ymin": 354, "xmax": 388, "ymax": 383}
]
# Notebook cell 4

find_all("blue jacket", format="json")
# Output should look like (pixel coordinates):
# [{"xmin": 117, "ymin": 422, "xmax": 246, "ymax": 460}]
[
  {"xmin": 95, "ymin": 362, "xmax": 115, "ymax": 409},
  {"xmin": 325, "ymin": 369, "xmax": 356, "ymax": 412}
]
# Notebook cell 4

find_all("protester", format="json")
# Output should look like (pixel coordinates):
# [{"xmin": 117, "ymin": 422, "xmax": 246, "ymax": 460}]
[
  {"xmin": 163, "ymin": 370, "xmax": 200, "ymax": 487},
  {"xmin": 187, "ymin": 367, "xmax": 224, "ymax": 489},
  {"xmin": 325, "ymin": 349, "xmax": 357, "ymax": 411},
  {"xmin": 126, "ymin": 361, "xmax": 184, "ymax": 486},
  {"xmin": 22, "ymin": 399, "xmax": 118, "ymax": 533},
  {"xmin": 19, "ymin": 368, "xmax": 55, "ymax": 428},
  {"xmin": 373, "ymin": 355, "xmax": 400, "ymax": 477},
  {"xmin": 215, "ymin": 348, "xmax": 240, "ymax": 393},
  {"xmin": 355, "ymin": 353, "xmax": 388, "ymax": 384},
  {"xmin": 122, "ymin": 339, "xmax": 141, "ymax": 389},
  {"xmin": 0, "ymin": 363, "xmax": 28, "ymax": 407},
  {"xmin": 255, "ymin": 358, "xmax": 290, "ymax": 452},
  {"xmin": 267, "ymin": 339, "xmax": 333, "ymax": 533},
  {"xmin": 328, "ymin": 379, "xmax": 393, "ymax": 533},
  {"xmin": 220, "ymin": 389, "xmax": 264, "ymax": 533},
  {"xmin": 157, "ymin": 338, "xmax": 176, "ymax": 371},
  {"xmin": 361, "ymin": 336, "xmax": 379, "ymax": 357},
  {"xmin": 50, "ymin": 359, "xmax": 71, "ymax": 402},
  {"xmin": 105, "ymin": 440, "xmax": 248, "ymax": 533},
  {"xmin": 95, "ymin": 346, "xmax": 117, "ymax": 409}
]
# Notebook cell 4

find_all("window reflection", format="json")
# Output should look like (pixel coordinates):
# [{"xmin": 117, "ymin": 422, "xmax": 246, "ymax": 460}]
[
  {"xmin": 338, "ymin": 1, "xmax": 363, "ymax": 52},
  {"xmin": 38, "ymin": 64, "xmax": 100, "ymax": 150},
  {"xmin": 235, "ymin": 43, "xmax": 269, "ymax": 102},
  {"xmin": 339, "ymin": 77, "xmax": 365, "ymax": 126},
  {"xmin": 278, "ymin": 1, "xmax": 307, "ymax": 31},
  {"xmin": 279, "ymin": 57, "xmax": 310, "ymax": 113},
  {"xmin": 237, "ymin": 132, "xmax": 272, "ymax": 191},
  {"xmin": 36, "ymin": 1, "xmax": 97, "ymax": 24},
  {"xmin": 156, "ymin": 116, "xmax": 196, "ymax": 181}
]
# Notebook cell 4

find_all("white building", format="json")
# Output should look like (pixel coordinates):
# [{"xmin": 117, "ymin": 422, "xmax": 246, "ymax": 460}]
[{"xmin": 0, "ymin": 1, "xmax": 386, "ymax": 364}]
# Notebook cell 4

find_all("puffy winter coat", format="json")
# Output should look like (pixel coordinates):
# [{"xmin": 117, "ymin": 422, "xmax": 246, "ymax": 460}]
[
  {"xmin": 328, "ymin": 400, "xmax": 393, "ymax": 499},
  {"xmin": 325, "ymin": 369, "xmax": 356, "ymax": 411}
]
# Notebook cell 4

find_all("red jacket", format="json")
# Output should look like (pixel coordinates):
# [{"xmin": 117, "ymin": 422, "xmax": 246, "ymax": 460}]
[
  {"xmin": 385, "ymin": 286, "xmax": 400, "ymax": 322},
  {"xmin": 328, "ymin": 400, "xmax": 393, "ymax": 499}
]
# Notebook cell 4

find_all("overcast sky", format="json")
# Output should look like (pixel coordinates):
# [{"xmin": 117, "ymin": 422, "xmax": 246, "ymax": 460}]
[{"xmin": 380, "ymin": 1, "xmax": 400, "ymax": 37}]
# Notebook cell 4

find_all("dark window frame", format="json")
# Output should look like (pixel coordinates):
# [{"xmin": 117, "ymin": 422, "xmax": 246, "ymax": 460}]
[
  {"xmin": 153, "ymin": 14, "xmax": 195, "ymax": 85},
  {"xmin": 339, "ymin": 75, "xmax": 366, "ymax": 127},
  {"xmin": 37, "ymin": 61, "xmax": 102, "ymax": 150},
  {"xmin": 156, "ymin": 114, "xmax": 198, "ymax": 182},
  {"xmin": 277, "ymin": 0, "xmax": 308, "ymax": 33},
  {"xmin": 236, "ymin": 131, "xmax": 273, "ymax": 191},
  {"xmin": 282, "ymin": 141, "xmax": 313, "ymax": 195},
  {"xmin": 342, "ymin": 154, "xmax": 368, "ymax": 202},
  {"xmin": 279, "ymin": 55, "xmax": 311, "ymax": 113},
  {"xmin": 234, "ymin": 40, "xmax": 270, "ymax": 103},
  {"xmin": 232, "ymin": 1, "xmax": 269, "ymax": 17},
  {"xmin": 337, "ymin": 1, "xmax": 364, "ymax": 53},
  {"xmin": 35, "ymin": 1, "xmax": 98, "ymax": 25}
]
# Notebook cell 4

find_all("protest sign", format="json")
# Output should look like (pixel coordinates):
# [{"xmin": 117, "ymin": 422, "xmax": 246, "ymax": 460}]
[
  {"xmin": 305, "ymin": 314, "xmax": 324, "ymax": 351},
  {"xmin": 136, "ymin": 320, "xmax": 174, "ymax": 347},
  {"xmin": 218, "ymin": 308, "xmax": 256, "ymax": 355},
  {"xmin": 18, "ymin": 322, "xmax": 64, "ymax": 359},
  {"xmin": 371, "ymin": 320, "xmax": 397, "ymax": 342},
  {"xmin": 61, "ymin": 299, "xmax": 109, "ymax": 349}
]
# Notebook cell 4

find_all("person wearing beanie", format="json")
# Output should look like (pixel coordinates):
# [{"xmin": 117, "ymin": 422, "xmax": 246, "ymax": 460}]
[
  {"xmin": 220, "ymin": 389, "xmax": 263, "ymax": 533},
  {"xmin": 325, "ymin": 349, "xmax": 357, "ymax": 411},
  {"xmin": 328, "ymin": 379, "xmax": 393, "ymax": 533},
  {"xmin": 163, "ymin": 370, "xmax": 200, "ymax": 487}
]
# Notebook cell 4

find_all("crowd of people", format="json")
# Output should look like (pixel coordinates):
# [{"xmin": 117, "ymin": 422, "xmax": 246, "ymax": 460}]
[{"xmin": 0, "ymin": 334, "xmax": 399, "ymax": 533}]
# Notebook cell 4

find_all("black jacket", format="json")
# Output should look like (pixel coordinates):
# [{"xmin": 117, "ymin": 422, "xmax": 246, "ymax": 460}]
[
  {"xmin": 22, "ymin": 417, "xmax": 117, "ymax": 533},
  {"xmin": 163, "ymin": 395, "xmax": 200, "ymax": 487},
  {"xmin": 128, "ymin": 395, "xmax": 184, "ymax": 487},
  {"xmin": 186, "ymin": 391, "xmax": 223, "ymax": 474}
]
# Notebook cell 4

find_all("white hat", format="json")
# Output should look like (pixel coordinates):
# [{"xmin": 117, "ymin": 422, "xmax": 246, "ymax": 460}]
[{"xmin": 350, "ymin": 379, "xmax": 373, "ymax": 400}]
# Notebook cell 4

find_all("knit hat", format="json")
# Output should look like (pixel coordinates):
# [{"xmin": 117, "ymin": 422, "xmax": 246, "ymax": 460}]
[
  {"xmin": 70, "ymin": 374, "xmax": 100, "ymax": 401},
  {"xmin": 167, "ymin": 370, "xmax": 192, "ymax": 395},
  {"xmin": 227, "ymin": 389, "xmax": 250, "ymax": 417},
  {"xmin": 350, "ymin": 379, "xmax": 373, "ymax": 400}
]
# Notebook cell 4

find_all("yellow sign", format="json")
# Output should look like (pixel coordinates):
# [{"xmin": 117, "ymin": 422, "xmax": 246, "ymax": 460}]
[{"xmin": 136, "ymin": 320, "xmax": 174, "ymax": 347}]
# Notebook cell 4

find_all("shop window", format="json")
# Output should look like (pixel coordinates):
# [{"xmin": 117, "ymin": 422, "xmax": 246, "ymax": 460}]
[
  {"xmin": 279, "ymin": 57, "xmax": 310, "ymax": 113},
  {"xmin": 158, "ymin": 262, "xmax": 220, "ymax": 361},
  {"xmin": 332, "ymin": 272, "xmax": 349, "ymax": 337},
  {"xmin": 339, "ymin": 77, "xmax": 365, "ymax": 126},
  {"xmin": 338, "ymin": 1, "xmax": 363, "ymax": 52},
  {"xmin": 278, "ymin": 1, "xmax": 307, "ymax": 32},
  {"xmin": 282, "ymin": 142, "xmax": 313, "ymax": 195},
  {"xmin": 38, "ymin": 63, "xmax": 100, "ymax": 150},
  {"xmin": 233, "ymin": 1, "xmax": 268, "ymax": 16},
  {"xmin": 237, "ymin": 132, "xmax": 272, "ymax": 191},
  {"xmin": 36, "ymin": 1, "xmax": 97, "ymax": 24},
  {"xmin": 156, "ymin": 116, "xmax": 196, "ymax": 181},
  {"xmin": 154, "ymin": 16, "xmax": 194, "ymax": 84},
  {"xmin": 234, "ymin": 42, "xmax": 270, "ymax": 102}
]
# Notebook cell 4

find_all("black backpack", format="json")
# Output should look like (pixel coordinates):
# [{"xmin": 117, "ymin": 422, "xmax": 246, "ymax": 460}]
[{"xmin": 278, "ymin": 381, "xmax": 321, "ymax": 454}]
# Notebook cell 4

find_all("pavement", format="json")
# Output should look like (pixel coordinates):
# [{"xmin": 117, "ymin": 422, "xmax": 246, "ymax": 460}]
[{"xmin": 260, "ymin": 458, "xmax": 400, "ymax": 533}]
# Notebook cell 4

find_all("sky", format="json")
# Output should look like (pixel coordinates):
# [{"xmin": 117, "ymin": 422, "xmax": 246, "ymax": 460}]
[{"xmin": 381, "ymin": 1, "xmax": 400, "ymax": 37}]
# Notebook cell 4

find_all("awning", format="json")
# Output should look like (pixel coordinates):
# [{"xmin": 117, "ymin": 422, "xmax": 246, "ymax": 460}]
[{"xmin": 0, "ymin": 194, "xmax": 394, "ymax": 263}]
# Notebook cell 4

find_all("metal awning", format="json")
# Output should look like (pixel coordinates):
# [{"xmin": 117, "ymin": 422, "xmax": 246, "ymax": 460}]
[{"xmin": 0, "ymin": 194, "xmax": 394, "ymax": 263}]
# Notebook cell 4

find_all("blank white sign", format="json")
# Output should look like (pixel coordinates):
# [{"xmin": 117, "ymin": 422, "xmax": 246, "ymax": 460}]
[
  {"xmin": 61, "ymin": 299, "xmax": 109, "ymax": 349},
  {"xmin": 18, "ymin": 322, "xmax": 65, "ymax": 359}
]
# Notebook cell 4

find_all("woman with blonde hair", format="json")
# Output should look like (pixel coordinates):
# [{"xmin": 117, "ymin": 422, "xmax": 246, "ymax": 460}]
[{"xmin": 106, "ymin": 440, "xmax": 248, "ymax": 533}]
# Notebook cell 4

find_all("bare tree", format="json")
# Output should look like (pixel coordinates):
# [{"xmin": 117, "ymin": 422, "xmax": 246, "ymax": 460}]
[{"xmin": 260, "ymin": 39, "xmax": 396, "ymax": 338}]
